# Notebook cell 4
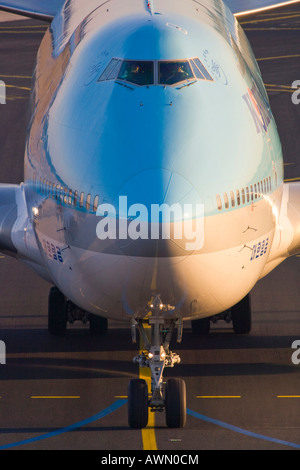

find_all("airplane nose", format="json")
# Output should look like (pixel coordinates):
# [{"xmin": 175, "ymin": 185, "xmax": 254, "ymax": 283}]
[{"xmin": 96, "ymin": 168, "xmax": 204, "ymax": 258}]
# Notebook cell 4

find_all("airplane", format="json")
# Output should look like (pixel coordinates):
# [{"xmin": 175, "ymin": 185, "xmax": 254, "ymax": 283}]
[{"xmin": 0, "ymin": 0, "xmax": 299, "ymax": 430}]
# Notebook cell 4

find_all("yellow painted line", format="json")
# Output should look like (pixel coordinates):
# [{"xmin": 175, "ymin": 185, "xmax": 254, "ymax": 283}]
[
  {"xmin": 114, "ymin": 396, "xmax": 128, "ymax": 399},
  {"xmin": 256, "ymin": 10, "xmax": 300, "ymax": 16},
  {"xmin": 0, "ymin": 30, "xmax": 46, "ymax": 34},
  {"xmin": 0, "ymin": 74, "xmax": 31, "ymax": 79},
  {"xmin": 140, "ymin": 367, "xmax": 157, "ymax": 450},
  {"xmin": 244, "ymin": 27, "xmax": 300, "ymax": 30},
  {"xmin": 5, "ymin": 96, "xmax": 27, "ymax": 101},
  {"xmin": 240, "ymin": 12, "xmax": 300, "ymax": 24},
  {"xmin": 266, "ymin": 84, "xmax": 294, "ymax": 88},
  {"xmin": 277, "ymin": 395, "xmax": 300, "ymax": 398},
  {"xmin": 0, "ymin": 83, "xmax": 30, "ymax": 91},
  {"xmin": 265, "ymin": 83, "xmax": 295, "ymax": 90},
  {"xmin": 236, "ymin": 1, "xmax": 300, "ymax": 18},
  {"xmin": 0, "ymin": 24, "xmax": 47, "ymax": 29},
  {"xmin": 31, "ymin": 396, "xmax": 80, "ymax": 399},
  {"xmin": 139, "ymin": 320, "xmax": 157, "ymax": 451},
  {"xmin": 139, "ymin": 250, "xmax": 160, "ymax": 450},
  {"xmin": 196, "ymin": 395, "xmax": 241, "ymax": 398},
  {"xmin": 265, "ymin": 87, "xmax": 295, "ymax": 93},
  {"xmin": 257, "ymin": 54, "xmax": 300, "ymax": 61},
  {"xmin": 284, "ymin": 177, "xmax": 300, "ymax": 182}
]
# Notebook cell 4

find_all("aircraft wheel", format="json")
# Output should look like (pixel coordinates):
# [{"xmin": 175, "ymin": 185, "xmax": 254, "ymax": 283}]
[
  {"xmin": 165, "ymin": 378, "xmax": 186, "ymax": 428},
  {"xmin": 128, "ymin": 379, "xmax": 149, "ymax": 429},
  {"xmin": 89, "ymin": 314, "xmax": 108, "ymax": 336},
  {"xmin": 231, "ymin": 294, "xmax": 251, "ymax": 334},
  {"xmin": 48, "ymin": 287, "xmax": 67, "ymax": 336}
]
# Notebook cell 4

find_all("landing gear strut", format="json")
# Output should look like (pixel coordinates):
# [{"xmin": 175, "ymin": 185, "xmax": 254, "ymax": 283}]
[{"xmin": 128, "ymin": 295, "xmax": 186, "ymax": 429}]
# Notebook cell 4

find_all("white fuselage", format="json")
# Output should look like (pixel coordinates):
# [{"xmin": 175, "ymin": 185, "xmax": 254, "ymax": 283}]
[{"xmin": 19, "ymin": 0, "xmax": 288, "ymax": 322}]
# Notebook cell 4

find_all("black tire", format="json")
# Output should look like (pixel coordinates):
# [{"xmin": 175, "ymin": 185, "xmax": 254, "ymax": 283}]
[
  {"xmin": 128, "ymin": 379, "xmax": 149, "ymax": 429},
  {"xmin": 165, "ymin": 378, "xmax": 187, "ymax": 428},
  {"xmin": 89, "ymin": 314, "xmax": 108, "ymax": 336},
  {"xmin": 231, "ymin": 294, "xmax": 252, "ymax": 334},
  {"xmin": 191, "ymin": 317, "xmax": 210, "ymax": 335},
  {"xmin": 48, "ymin": 287, "xmax": 67, "ymax": 336}
]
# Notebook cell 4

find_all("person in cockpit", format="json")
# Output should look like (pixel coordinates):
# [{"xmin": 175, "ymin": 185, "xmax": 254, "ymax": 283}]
[{"xmin": 159, "ymin": 61, "xmax": 193, "ymax": 85}]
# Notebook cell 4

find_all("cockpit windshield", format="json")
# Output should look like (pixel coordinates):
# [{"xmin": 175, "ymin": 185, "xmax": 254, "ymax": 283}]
[
  {"xmin": 98, "ymin": 57, "xmax": 214, "ymax": 87},
  {"xmin": 158, "ymin": 61, "xmax": 194, "ymax": 85},
  {"xmin": 117, "ymin": 61, "xmax": 154, "ymax": 86}
]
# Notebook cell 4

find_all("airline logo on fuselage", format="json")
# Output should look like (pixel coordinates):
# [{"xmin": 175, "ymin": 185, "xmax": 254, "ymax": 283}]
[{"xmin": 243, "ymin": 85, "xmax": 272, "ymax": 134}]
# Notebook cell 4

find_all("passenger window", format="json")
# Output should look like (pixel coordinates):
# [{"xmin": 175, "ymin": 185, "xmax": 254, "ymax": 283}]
[
  {"xmin": 63, "ymin": 188, "xmax": 68, "ymax": 205},
  {"xmin": 236, "ymin": 189, "xmax": 241, "ymax": 205},
  {"xmin": 86, "ymin": 193, "xmax": 91, "ymax": 210},
  {"xmin": 79, "ymin": 192, "xmax": 84, "ymax": 208},
  {"xmin": 93, "ymin": 195, "xmax": 99, "ymax": 212},
  {"xmin": 117, "ymin": 61, "xmax": 154, "ymax": 85},
  {"xmin": 216, "ymin": 194, "xmax": 222, "ymax": 211},
  {"xmin": 158, "ymin": 60, "xmax": 194, "ymax": 85},
  {"xmin": 74, "ymin": 190, "xmax": 78, "ymax": 206},
  {"xmin": 223, "ymin": 192, "xmax": 229, "ymax": 209},
  {"xmin": 230, "ymin": 191, "xmax": 235, "ymax": 208},
  {"xmin": 241, "ymin": 188, "xmax": 245, "ymax": 204}
]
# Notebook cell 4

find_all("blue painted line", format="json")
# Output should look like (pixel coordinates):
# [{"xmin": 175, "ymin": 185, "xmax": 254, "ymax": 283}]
[
  {"xmin": 187, "ymin": 408, "xmax": 300, "ymax": 449},
  {"xmin": 0, "ymin": 399, "xmax": 127, "ymax": 450}
]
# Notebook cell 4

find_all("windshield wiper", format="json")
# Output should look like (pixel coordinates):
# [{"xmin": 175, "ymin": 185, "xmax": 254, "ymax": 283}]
[{"xmin": 176, "ymin": 80, "xmax": 197, "ymax": 90}]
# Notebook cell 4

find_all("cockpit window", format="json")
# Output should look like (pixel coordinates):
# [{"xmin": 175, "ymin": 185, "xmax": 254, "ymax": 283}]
[
  {"xmin": 97, "ymin": 57, "xmax": 215, "ymax": 87},
  {"xmin": 117, "ymin": 60, "xmax": 154, "ymax": 86},
  {"xmin": 158, "ymin": 60, "xmax": 194, "ymax": 85},
  {"xmin": 98, "ymin": 59, "xmax": 122, "ymax": 81}
]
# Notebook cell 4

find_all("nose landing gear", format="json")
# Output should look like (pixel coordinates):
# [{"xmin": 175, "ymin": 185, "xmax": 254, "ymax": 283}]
[{"xmin": 128, "ymin": 296, "xmax": 186, "ymax": 429}]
